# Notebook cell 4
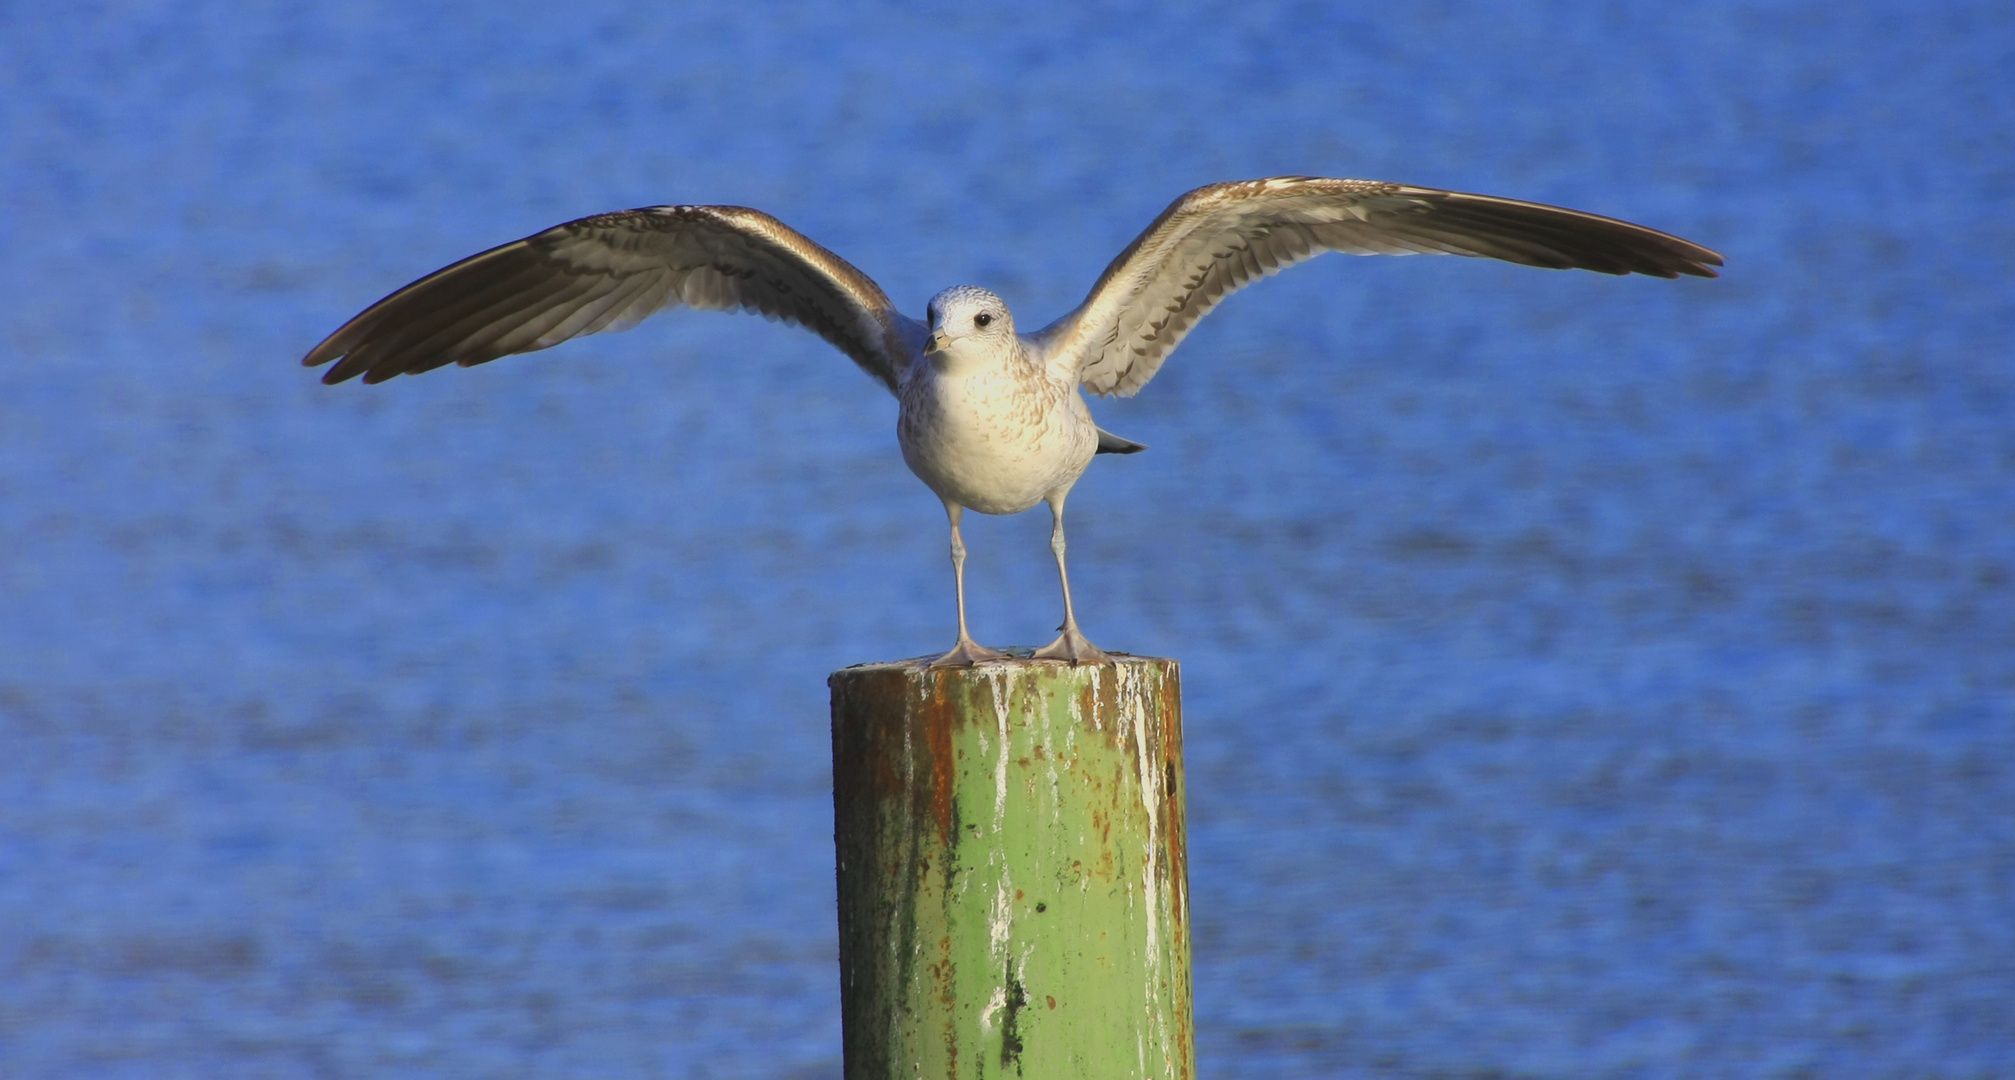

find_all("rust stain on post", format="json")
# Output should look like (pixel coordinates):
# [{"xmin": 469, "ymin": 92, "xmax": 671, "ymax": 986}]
[{"xmin": 830, "ymin": 654, "xmax": 1192, "ymax": 1080}]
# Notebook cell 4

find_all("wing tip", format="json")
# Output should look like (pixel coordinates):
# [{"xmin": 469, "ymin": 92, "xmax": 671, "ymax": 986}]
[
  {"xmin": 301, "ymin": 335, "xmax": 346, "ymax": 369},
  {"xmin": 1655, "ymin": 251, "xmax": 1722, "ymax": 280}
]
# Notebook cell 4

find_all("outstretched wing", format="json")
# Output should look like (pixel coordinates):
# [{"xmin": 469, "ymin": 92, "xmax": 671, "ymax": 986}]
[
  {"xmin": 1035, "ymin": 177, "xmax": 1723, "ymax": 397},
  {"xmin": 303, "ymin": 205, "xmax": 922, "ymax": 391}
]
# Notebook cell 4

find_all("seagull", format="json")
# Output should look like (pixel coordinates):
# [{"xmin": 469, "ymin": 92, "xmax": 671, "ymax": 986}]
[{"xmin": 304, "ymin": 176, "xmax": 1720, "ymax": 666}]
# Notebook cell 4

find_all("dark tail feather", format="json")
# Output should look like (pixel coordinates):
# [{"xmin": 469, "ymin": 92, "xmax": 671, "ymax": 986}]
[{"xmin": 1095, "ymin": 427, "xmax": 1147, "ymax": 455}]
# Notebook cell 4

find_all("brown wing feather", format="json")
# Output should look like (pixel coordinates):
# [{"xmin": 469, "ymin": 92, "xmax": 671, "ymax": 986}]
[
  {"xmin": 303, "ymin": 206, "xmax": 919, "ymax": 390},
  {"xmin": 1036, "ymin": 177, "xmax": 1723, "ymax": 397}
]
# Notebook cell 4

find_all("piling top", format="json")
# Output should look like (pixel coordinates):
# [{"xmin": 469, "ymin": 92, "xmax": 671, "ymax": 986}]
[{"xmin": 832, "ymin": 649, "xmax": 1173, "ymax": 678}]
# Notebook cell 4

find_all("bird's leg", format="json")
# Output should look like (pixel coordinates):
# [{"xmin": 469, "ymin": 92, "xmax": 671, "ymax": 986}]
[
  {"xmin": 1032, "ymin": 493, "xmax": 1110, "ymax": 664},
  {"xmin": 931, "ymin": 501, "xmax": 1007, "ymax": 667}
]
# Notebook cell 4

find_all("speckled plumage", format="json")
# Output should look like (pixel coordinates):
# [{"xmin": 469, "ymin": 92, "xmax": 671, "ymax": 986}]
[
  {"xmin": 303, "ymin": 177, "xmax": 1721, "ymax": 664},
  {"xmin": 898, "ymin": 293, "xmax": 1098, "ymax": 517}
]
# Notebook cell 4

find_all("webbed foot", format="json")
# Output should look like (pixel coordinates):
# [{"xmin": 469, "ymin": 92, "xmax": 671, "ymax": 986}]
[
  {"xmin": 1032, "ymin": 624, "xmax": 1110, "ymax": 665},
  {"xmin": 929, "ymin": 637, "xmax": 1011, "ymax": 667}
]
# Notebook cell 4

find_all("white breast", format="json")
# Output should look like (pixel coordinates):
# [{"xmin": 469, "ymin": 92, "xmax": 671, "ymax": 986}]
[{"xmin": 897, "ymin": 346, "xmax": 1098, "ymax": 516}]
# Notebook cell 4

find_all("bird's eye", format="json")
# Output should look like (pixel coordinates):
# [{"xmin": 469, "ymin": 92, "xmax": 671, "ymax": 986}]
[{"xmin": 974, "ymin": 313, "xmax": 993, "ymax": 328}]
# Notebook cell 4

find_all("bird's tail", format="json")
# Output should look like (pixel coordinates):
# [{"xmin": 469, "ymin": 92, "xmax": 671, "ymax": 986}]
[{"xmin": 1095, "ymin": 427, "xmax": 1147, "ymax": 455}]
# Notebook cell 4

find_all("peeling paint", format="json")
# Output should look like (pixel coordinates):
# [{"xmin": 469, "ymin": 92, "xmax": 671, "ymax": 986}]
[{"xmin": 830, "ymin": 656, "xmax": 1192, "ymax": 1080}]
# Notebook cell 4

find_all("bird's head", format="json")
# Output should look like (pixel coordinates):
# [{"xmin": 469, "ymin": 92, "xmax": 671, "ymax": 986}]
[{"xmin": 922, "ymin": 286, "xmax": 1015, "ymax": 367}]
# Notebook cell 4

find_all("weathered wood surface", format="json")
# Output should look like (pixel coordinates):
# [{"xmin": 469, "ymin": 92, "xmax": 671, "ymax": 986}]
[{"xmin": 829, "ymin": 655, "xmax": 1192, "ymax": 1080}]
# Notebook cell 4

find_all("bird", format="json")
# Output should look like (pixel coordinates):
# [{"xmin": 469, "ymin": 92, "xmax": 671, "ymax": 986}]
[{"xmin": 303, "ymin": 176, "xmax": 1721, "ymax": 667}]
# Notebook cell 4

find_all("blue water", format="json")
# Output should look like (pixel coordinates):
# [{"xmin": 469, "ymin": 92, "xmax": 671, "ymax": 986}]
[{"xmin": 2, "ymin": 2, "xmax": 2010, "ymax": 1076}]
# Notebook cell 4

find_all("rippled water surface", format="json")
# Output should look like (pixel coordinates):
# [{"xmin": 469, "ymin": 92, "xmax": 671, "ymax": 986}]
[{"xmin": 2, "ymin": 3, "xmax": 2010, "ymax": 1077}]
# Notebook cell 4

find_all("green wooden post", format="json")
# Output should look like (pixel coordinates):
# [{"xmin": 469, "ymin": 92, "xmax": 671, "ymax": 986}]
[{"xmin": 829, "ymin": 654, "xmax": 1193, "ymax": 1080}]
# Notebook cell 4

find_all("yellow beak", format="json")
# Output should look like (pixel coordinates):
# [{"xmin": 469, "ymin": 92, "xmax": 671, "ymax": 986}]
[{"xmin": 925, "ymin": 328, "xmax": 950, "ymax": 353}]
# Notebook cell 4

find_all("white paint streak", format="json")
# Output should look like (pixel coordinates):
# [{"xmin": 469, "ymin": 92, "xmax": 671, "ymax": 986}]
[
  {"xmin": 1128, "ymin": 663, "xmax": 1163, "ymax": 966},
  {"xmin": 990, "ymin": 667, "xmax": 1012, "ymax": 835},
  {"xmin": 1123, "ymin": 662, "xmax": 1177, "ymax": 1076},
  {"xmin": 982, "ymin": 667, "xmax": 1018, "ymax": 1044},
  {"xmin": 979, "ymin": 982, "xmax": 1007, "ymax": 1036}
]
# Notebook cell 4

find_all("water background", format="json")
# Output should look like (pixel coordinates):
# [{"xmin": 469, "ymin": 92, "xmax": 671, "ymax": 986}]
[{"xmin": 2, "ymin": 2, "xmax": 2010, "ymax": 1076}]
